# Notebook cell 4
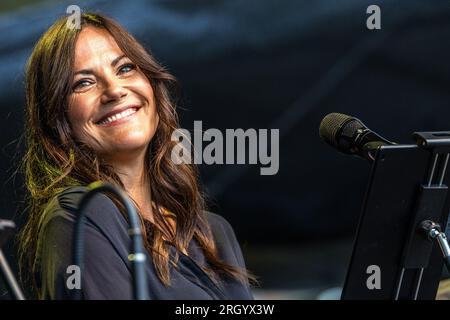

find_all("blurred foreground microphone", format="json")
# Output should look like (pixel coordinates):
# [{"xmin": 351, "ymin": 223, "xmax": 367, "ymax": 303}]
[{"xmin": 319, "ymin": 113, "xmax": 394, "ymax": 161}]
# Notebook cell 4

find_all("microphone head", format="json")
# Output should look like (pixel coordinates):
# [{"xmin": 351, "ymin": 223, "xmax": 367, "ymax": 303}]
[{"xmin": 319, "ymin": 113, "xmax": 365, "ymax": 153}]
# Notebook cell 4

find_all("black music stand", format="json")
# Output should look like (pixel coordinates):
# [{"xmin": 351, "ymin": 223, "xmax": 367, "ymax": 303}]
[
  {"xmin": 341, "ymin": 132, "xmax": 450, "ymax": 300},
  {"xmin": 0, "ymin": 220, "xmax": 25, "ymax": 300}
]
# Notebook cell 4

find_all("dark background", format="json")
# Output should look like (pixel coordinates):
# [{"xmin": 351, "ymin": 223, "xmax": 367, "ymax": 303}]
[{"xmin": 1, "ymin": 0, "xmax": 449, "ymax": 299}]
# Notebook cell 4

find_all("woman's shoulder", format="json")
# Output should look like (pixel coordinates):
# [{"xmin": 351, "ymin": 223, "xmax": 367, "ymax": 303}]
[
  {"xmin": 202, "ymin": 211, "xmax": 248, "ymax": 270},
  {"xmin": 204, "ymin": 211, "xmax": 234, "ymax": 233},
  {"xmin": 203, "ymin": 211, "xmax": 241, "ymax": 248},
  {"xmin": 41, "ymin": 185, "xmax": 128, "ymax": 236},
  {"xmin": 55, "ymin": 185, "xmax": 117, "ymax": 214}
]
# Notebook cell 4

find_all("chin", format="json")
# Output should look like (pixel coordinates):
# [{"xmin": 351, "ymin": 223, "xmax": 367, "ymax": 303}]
[{"xmin": 115, "ymin": 138, "xmax": 151, "ymax": 151}]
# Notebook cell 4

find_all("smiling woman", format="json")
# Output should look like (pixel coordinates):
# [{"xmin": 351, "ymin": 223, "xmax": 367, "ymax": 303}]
[
  {"xmin": 68, "ymin": 26, "xmax": 159, "ymax": 162},
  {"xmin": 17, "ymin": 13, "xmax": 257, "ymax": 300}
]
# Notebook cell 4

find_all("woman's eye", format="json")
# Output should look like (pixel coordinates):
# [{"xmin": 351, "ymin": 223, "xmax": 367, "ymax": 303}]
[
  {"xmin": 72, "ymin": 80, "xmax": 93, "ymax": 91},
  {"xmin": 118, "ymin": 63, "xmax": 136, "ymax": 74}
]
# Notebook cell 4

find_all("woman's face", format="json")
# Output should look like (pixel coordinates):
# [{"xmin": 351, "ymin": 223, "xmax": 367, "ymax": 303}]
[{"xmin": 67, "ymin": 26, "xmax": 158, "ymax": 160}]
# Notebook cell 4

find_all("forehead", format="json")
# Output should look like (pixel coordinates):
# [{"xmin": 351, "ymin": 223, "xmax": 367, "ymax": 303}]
[{"xmin": 73, "ymin": 26, "xmax": 124, "ymax": 68}]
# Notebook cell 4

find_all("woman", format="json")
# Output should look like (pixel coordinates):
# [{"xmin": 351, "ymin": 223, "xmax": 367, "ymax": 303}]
[{"xmin": 18, "ymin": 13, "xmax": 257, "ymax": 300}]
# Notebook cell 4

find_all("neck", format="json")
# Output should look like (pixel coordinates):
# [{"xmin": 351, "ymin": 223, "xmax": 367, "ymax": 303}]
[{"xmin": 104, "ymin": 149, "xmax": 154, "ymax": 223}]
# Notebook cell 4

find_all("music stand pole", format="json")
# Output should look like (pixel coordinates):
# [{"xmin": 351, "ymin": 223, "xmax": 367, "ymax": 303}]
[{"xmin": 0, "ymin": 220, "xmax": 25, "ymax": 300}]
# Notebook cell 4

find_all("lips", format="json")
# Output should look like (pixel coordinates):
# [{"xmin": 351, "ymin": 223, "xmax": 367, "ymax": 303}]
[{"xmin": 94, "ymin": 105, "xmax": 141, "ymax": 125}]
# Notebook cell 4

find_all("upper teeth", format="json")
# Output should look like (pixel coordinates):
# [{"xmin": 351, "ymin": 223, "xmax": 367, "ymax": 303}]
[{"xmin": 98, "ymin": 108, "xmax": 137, "ymax": 125}]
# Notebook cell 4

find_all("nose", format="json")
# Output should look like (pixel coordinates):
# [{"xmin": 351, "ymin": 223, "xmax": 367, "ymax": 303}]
[{"xmin": 100, "ymin": 78, "xmax": 128, "ymax": 105}]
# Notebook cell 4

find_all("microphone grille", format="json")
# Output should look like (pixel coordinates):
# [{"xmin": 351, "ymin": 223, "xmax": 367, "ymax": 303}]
[{"xmin": 319, "ymin": 112, "xmax": 353, "ymax": 146}]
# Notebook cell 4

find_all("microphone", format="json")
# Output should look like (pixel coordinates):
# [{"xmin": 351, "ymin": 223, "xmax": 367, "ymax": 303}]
[{"xmin": 319, "ymin": 112, "xmax": 394, "ymax": 161}]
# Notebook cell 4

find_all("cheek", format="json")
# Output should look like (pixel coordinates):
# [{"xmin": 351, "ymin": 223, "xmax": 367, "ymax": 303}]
[
  {"xmin": 134, "ymin": 73, "xmax": 155, "ymax": 103},
  {"xmin": 149, "ymin": 94, "xmax": 159, "ymax": 131},
  {"xmin": 135, "ymin": 78, "xmax": 158, "ymax": 122},
  {"xmin": 67, "ymin": 96, "xmax": 94, "ymax": 136}
]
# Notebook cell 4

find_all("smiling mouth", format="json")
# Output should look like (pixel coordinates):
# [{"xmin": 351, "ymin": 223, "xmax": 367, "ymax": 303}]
[{"xmin": 95, "ymin": 107, "xmax": 140, "ymax": 126}]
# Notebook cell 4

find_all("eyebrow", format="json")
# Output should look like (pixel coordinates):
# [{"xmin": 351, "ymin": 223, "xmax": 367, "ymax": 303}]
[{"xmin": 73, "ymin": 54, "xmax": 127, "ymax": 76}]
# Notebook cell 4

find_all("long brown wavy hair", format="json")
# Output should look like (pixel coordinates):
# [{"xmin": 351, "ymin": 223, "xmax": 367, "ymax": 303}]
[{"xmin": 18, "ymin": 13, "xmax": 257, "ymax": 299}]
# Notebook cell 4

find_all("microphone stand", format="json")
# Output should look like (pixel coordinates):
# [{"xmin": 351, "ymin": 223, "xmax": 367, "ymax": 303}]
[
  {"xmin": 72, "ymin": 182, "xmax": 149, "ymax": 300},
  {"xmin": 0, "ymin": 220, "xmax": 25, "ymax": 300}
]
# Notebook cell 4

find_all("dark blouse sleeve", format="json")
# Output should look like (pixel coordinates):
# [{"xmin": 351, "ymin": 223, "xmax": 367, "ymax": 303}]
[
  {"xmin": 205, "ymin": 212, "xmax": 254, "ymax": 297},
  {"xmin": 37, "ymin": 187, "xmax": 135, "ymax": 300},
  {"xmin": 207, "ymin": 212, "xmax": 249, "ymax": 269}
]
